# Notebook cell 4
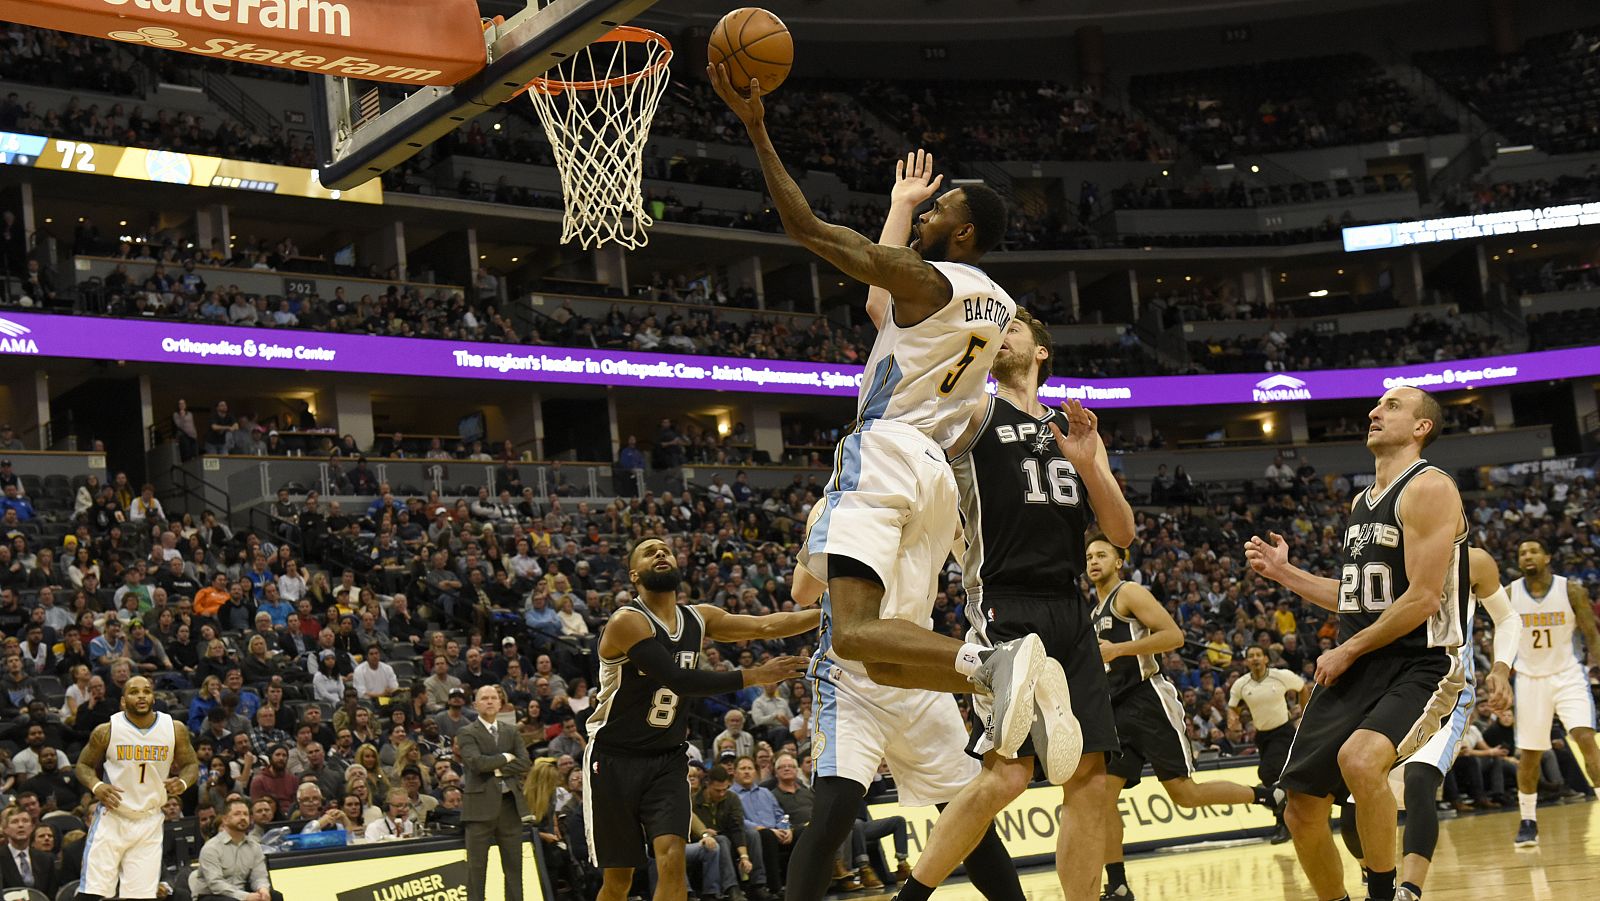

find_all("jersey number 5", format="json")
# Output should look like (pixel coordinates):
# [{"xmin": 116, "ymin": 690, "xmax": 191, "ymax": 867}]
[
  {"xmin": 647, "ymin": 651, "xmax": 698, "ymax": 728},
  {"xmin": 1338, "ymin": 562, "xmax": 1394, "ymax": 613},
  {"xmin": 939, "ymin": 335, "xmax": 988, "ymax": 395}
]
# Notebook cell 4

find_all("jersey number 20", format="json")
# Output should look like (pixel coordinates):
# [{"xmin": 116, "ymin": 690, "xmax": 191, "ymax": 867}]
[
  {"xmin": 1338, "ymin": 562, "xmax": 1394, "ymax": 613},
  {"xmin": 647, "ymin": 651, "xmax": 698, "ymax": 727}
]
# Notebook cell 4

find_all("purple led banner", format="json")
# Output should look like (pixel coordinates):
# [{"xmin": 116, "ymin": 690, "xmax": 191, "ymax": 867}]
[{"xmin": 0, "ymin": 312, "xmax": 1593, "ymax": 407}]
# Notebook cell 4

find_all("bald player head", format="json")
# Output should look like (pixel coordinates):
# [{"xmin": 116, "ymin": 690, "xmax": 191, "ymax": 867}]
[{"xmin": 1366, "ymin": 386, "xmax": 1443, "ymax": 451}]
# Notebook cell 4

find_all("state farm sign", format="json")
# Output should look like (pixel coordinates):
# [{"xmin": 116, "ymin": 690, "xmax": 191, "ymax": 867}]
[{"xmin": 0, "ymin": 0, "xmax": 487, "ymax": 84}]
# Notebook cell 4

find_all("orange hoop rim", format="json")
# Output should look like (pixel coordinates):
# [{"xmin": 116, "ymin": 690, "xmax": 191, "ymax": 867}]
[{"xmin": 518, "ymin": 25, "xmax": 672, "ymax": 97}]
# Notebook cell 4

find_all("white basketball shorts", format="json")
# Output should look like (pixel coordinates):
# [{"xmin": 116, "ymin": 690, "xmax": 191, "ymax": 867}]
[
  {"xmin": 1401, "ymin": 646, "xmax": 1477, "ymax": 777},
  {"xmin": 801, "ymin": 418, "xmax": 957, "ymax": 623},
  {"xmin": 1516, "ymin": 666, "xmax": 1597, "ymax": 751},
  {"xmin": 808, "ymin": 657, "xmax": 978, "ymax": 807},
  {"xmin": 81, "ymin": 806, "xmax": 164, "ymax": 897}
]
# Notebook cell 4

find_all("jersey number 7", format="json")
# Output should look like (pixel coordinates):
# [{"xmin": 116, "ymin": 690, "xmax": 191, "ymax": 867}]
[{"xmin": 939, "ymin": 335, "xmax": 989, "ymax": 395}]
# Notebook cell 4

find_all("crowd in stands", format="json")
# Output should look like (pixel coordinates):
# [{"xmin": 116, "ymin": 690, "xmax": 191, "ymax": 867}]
[
  {"xmin": 0, "ymin": 91, "xmax": 303, "ymax": 167},
  {"xmin": 1186, "ymin": 313, "xmax": 1504, "ymax": 374},
  {"xmin": 1527, "ymin": 307, "xmax": 1600, "ymax": 352},
  {"xmin": 1, "ymin": 422, "xmax": 1596, "ymax": 896},
  {"xmin": 1419, "ymin": 28, "xmax": 1600, "ymax": 156},
  {"xmin": 1131, "ymin": 53, "xmax": 1456, "ymax": 163},
  {"xmin": 0, "ymin": 23, "xmax": 140, "ymax": 97},
  {"xmin": 1441, "ymin": 167, "xmax": 1600, "ymax": 216},
  {"xmin": 854, "ymin": 80, "xmax": 1170, "ymax": 165},
  {"xmin": 1112, "ymin": 171, "xmax": 1413, "ymax": 213}
]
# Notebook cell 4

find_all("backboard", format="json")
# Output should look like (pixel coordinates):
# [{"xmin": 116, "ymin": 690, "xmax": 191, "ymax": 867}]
[{"xmin": 312, "ymin": 0, "xmax": 660, "ymax": 191}]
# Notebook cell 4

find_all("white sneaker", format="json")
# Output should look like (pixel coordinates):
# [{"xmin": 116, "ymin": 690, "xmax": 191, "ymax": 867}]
[
  {"xmin": 1029, "ymin": 656, "xmax": 1082, "ymax": 784},
  {"xmin": 970, "ymin": 634, "xmax": 1046, "ymax": 757}
]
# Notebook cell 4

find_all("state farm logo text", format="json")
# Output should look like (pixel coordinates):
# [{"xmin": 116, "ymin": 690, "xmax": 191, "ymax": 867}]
[
  {"xmin": 102, "ymin": 0, "xmax": 351, "ymax": 36},
  {"xmin": 99, "ymin": 1, "xmax": 446, "ymax": 81},
  {"xmin": 1252, "ymin": 374, "xmax": 1311, "ymax": 403}
]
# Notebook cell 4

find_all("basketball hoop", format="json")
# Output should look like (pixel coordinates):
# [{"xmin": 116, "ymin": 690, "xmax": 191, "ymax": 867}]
[{"xmin": 520, "ymin": 25, "xmax": 672, "ymax": 250}]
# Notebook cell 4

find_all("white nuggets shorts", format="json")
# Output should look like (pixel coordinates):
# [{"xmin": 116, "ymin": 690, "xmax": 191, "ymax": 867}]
[
  {"xmin": 81, "ymin": 806, "xmax": 165, "ymax": 897},
  {"xmin": 809, "ymin": 657, "xmax": 978, "ymax": 807},
  {"xmin": 1515, "ymin": 666, "xmax": 1598, "ymax": 751},
  {"xmin": 802, "ymin": 418, "xmax": 957, "ymax": 616},
  {"xmin": 1402, "ymin": 647, "xmax": 1477, "ymax": 777}
]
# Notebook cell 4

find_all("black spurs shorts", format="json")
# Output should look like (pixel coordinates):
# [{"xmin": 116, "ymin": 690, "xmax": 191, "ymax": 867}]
[
  {"xmin": 1278, "ymin": 650, "xmax": 1463, "ymax": 799},
  {"xmin": 583, "ymin": 745, "xmax": 690, "ymax": 869},
  {"xmin": 965, "ymin": 594, "xmax": 1120, "ymax": 763}
]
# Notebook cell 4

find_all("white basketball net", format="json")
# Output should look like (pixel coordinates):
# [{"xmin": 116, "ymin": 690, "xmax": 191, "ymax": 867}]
[{"xmin": 525, "ymin": 30, "xmax": 671, "ymax": 250}]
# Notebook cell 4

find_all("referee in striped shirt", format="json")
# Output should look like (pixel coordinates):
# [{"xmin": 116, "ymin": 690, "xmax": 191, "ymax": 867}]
[{"xmin": 1229, "ymin": 646, "xmax": 1311, "ymax": 844}]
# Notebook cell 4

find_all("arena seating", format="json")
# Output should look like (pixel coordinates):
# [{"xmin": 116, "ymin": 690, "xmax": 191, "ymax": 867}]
[
  {"xmin": 1418, "ymin": 28, "xmax": 1600, "ymax": 155},
  {"xmin": 848, "ymin": 79, "xmax": 1168, "ymax": 164},
  {"xmin": 1, "ymin": 433, "xmax": 1594, "ymax": 895},
  {"xmin": 1185, "ymin": 314, "xmax": 1506, "ymax": 374},
  {"xmin": 1131, "ymin": 53, "xmax": 1457, "ymax": 162}
]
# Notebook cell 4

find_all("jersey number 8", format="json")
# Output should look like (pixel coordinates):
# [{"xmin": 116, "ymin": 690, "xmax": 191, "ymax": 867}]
[
  {"xmin": 647, "ymin": 651, "xmax": 698, "ymax": 728},
  {"xmin": 1338, "ymin": 562, "xmax": 1394, "ymax": 613}
]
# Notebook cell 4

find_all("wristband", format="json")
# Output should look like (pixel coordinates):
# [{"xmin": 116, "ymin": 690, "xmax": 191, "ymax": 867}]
[{"xmin": 92, "ymin": 781, "xmax": 104, "ymax": 794}]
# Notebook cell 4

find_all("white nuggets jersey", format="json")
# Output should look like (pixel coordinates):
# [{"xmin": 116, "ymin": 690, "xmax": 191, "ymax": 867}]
[
  {"xmin": 1510, "ymin": 575, "xmax": 1583, "ymax": 677},
  {"xmin": 857, "ymin": 261, "xmax": 1014, "ymax": 449},
  {"xmin": 104, "ymin": 711, "xmax": 175, "ymax": 816}
]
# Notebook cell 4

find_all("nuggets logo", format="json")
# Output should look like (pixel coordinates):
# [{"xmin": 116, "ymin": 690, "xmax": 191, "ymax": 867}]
[{"xmin": 810, "ymin": 731, "xmax": 826, "ymax": 761}]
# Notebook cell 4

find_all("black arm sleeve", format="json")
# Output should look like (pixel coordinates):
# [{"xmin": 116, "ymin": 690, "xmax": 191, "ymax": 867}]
[{"xmin": 628, "ymin": 637, "xmax": 745, "ymax": 697}]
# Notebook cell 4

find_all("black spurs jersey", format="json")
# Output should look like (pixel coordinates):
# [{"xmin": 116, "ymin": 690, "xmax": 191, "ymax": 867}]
[
  {"xmin": 951, "ymin": 397, "xmax": 1091, "ymax": 601},
  {"xmin": 1093, "ymin": 582, "xmax": 1160, "ymax": 698},
  {"xmin": 587, "ymin": 601, "xmax": 705, "ymax": 754},
  {"xmin": 1338, "ymin": 459, "xmax": 1470, "ymax": 654}
]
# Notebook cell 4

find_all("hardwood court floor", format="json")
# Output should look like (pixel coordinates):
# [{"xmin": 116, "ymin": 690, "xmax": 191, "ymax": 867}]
[{"xmin": 902, "ymin": 802, "xmax": 1599, "ymax": 901}]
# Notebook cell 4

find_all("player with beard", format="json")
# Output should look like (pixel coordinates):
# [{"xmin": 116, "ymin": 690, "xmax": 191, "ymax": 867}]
[
  {"xmin": 74, "ymin": 675, "xmax": 200, "ymax": 901},
  {"xmin": 585, "ymin": 539, "xmax": 816, "ymax": 901},
  {"xmin": 889, "ymin": 307, "xmax": 1134, "ymax": 901},
  {"xmin": 711, "ymin": 71, "xmax": 1057, "ymax": 757}
]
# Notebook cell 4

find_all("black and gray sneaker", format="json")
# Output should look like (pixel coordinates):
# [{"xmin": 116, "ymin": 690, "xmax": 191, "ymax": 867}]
[
  {"xmin": 1514, "ymin": 818, "xmax": 1538, "ymax": 848},
  {"xmin": 1100, "ymin": 885, "xmax": 1136, "ymax": 900},
  {"xmin": 970, "ymin": 633, "xmax": 1046, "ymax": 757},
  {"xmin": 1029, "ymin": 656, "xmax": 1082, "ymax": 783}
]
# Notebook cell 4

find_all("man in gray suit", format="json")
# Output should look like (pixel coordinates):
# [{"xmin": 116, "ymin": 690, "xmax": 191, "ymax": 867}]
[{"xmin": 459, "ymin": 683, "xmax": 532, "ymax": 901}]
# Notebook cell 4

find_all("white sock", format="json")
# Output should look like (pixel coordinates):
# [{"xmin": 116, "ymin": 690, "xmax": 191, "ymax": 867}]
[
  {"xmin": 1519, "ymin": 791, "xmax": 1539, "ymax": 820},
  {"xmin": 954, "ymin": 643, "xmax": 987, "ymax": 678}
]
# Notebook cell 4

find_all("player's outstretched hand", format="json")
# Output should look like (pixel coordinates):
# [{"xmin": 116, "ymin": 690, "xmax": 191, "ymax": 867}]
[
  {"xmin": 746, "ymin": 655, "xmax": 810, "ymax": 686},
  {"xmin": 890, "ymin": 149, "xmax": 943, "ymax": 209},
  {"xmin": 1049, "ymin": 400, "xmax": 1101, "ymax": 468},
  {"xmin": 164, "ymin": 777, "xmax": 187, "ymax": 799},
  {"xmin": 1244, "ymin": 532, "xmax": 1290, "ymax": 581},
  {"xmin": 707, "ymin": 63, "xmax": 766, "ymax": 130},
  {"xmin": 93, "ymin": 780, "xmax": 124, "ymax": 811}
]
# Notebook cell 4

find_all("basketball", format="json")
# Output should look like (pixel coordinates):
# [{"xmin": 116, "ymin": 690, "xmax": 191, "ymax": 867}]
[{"xmin": 707, "ymin": 7, "xmax": 793, "ymax": 96}]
